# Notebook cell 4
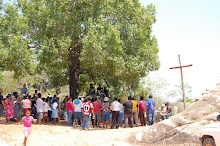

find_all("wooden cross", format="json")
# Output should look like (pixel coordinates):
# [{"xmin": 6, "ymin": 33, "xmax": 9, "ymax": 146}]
[{"xmin": 170, "ymin": 55, "xmax": 192, "ymax": 110}]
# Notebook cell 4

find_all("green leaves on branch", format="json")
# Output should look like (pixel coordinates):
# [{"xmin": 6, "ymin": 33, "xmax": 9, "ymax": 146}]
[{"xmin": 0, "ymin": 0, "xmax": 160, "ymax": 97}]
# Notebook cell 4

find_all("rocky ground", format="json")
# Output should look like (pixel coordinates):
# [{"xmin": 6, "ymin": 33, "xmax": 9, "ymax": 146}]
[{"xmin": 132, "ymin": 85, "xmax": 220, "ymax": 146}]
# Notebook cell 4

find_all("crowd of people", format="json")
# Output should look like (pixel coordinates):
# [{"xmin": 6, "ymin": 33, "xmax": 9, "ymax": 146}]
[
  {"xmin": 0, "ymin": 84, "xmax": 174, "ymax": 146},
  {"xmin": 0, "ymin": 84, "xmax": 173, "ymax": 129}
]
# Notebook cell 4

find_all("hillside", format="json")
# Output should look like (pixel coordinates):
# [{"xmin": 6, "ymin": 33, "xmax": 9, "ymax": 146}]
[{"xmin": 132, "ymin": 85, "xmax": 220, "ymax": 145}]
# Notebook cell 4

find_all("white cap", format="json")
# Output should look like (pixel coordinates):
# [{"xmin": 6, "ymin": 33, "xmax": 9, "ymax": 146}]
[
  {"xmin": 162, "ymin": 104, "xmax": 165, "ymax": 107},
  {"xmin": 104, "ymin": 97, "xmax": 109, "ymax": 101}
]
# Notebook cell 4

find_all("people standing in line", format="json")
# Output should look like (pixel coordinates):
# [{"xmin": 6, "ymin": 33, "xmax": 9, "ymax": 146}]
[
  {"xmin": 23, "ymin": 95, "xmax": 32, "ymax": 117},
  {"xmin": 162, "ymin": 102, "xmax": 172, "ymax": 120},
  {"xmin": 66, "ymin": 97, "xmax": 74, "ymax": 126},
  {"xmin": 51, "ymin": 99, "xmax": 59, "ymax": 124},
  {"xmin": 5, "ymin": 94, "xmax": 13, "ymax": 123},
  {"xmin": 0, "ymin": 89, "xmax": 5, "ymax": 124},
  {"xmin": 42, "ymin": 98, "xmax": 49, "ymax": 124},
  {"xmin": 92, "ymin": 97, "xmax": 102, "ymax": 128},
  {"xmin": 131, "ymin": 97, "xmax": 139, "ymax": 127},
  {"xmin": 82, "ymin": 98, "xmax": 94, "ymax": 131},
  {"xmin": 146, "ymin": 95, "xmax": 156, "ymax": 126},
  {"xmin": 36, "ymin": 93, "xmax": 44, "ymax": 124},
  {"xmin": 48, "ymin": 97, "xmax": 53, "ymax": 122},
  {"xmin": 110, "ymin": 97, "xmax": 120, "ymax": 129},
  {"xmin": 138, "ymin": 96, "xmax": 147, "ymax": 126},
  {"xmin": 73, "ymin": 97, "xmax": 83, "ymax": 127},
  {"xmin": 17, "ymin": 110, "xmax": 36, "ymax": 146},
  {"xmin": 102, "ymin": 97, "xmax": 110, "ymax": 128},
  {"xmin": 118, "ymin": 99, "xmax": 124, "ymax": 126},
  {"xmin": 123, "ymin": 96, "xmax": 133, "ymax": 128},
  {"xmin": 16, "ymin": 95, "xmax": 22, "ymax": 122}
]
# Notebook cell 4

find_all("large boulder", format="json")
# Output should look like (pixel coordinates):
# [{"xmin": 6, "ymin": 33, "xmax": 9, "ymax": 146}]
[{"xmin": 132, "ymin": 85, "xmax": 220, "ymax": 145}]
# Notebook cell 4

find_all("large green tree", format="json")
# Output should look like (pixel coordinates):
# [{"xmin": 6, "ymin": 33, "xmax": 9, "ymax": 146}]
[{"xmin": 1, "ymin": 0, "xmax": 160, "ymax": 98}]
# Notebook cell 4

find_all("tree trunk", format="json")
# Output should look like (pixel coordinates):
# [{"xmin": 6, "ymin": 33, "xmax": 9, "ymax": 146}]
[{"xmin": 69, "ymin": 45, "xmax": 80, "ymax": 99}]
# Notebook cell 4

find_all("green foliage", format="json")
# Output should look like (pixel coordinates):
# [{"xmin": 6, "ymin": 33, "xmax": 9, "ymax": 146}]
[
  {"xmin": 168, "ymin": 84, "xmax": 193, "ymax": 103},
  {"xmin": 0, "ymin": 0, "xmax": 160, "ymax": 97}
]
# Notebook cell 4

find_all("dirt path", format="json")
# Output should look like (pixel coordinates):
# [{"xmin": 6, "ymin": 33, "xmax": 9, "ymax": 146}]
[{"xmin": 0, "ymin": 120, "xmax": 144, "ymax": 146}]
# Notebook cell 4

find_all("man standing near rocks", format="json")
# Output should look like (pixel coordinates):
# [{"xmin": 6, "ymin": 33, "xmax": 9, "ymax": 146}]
[
  {"xmin": 138, "ymin": 96, "xmax": 146, "ymax": 126},
  {"xmin": 146, "ymin": 95, "xmax": 155, "ymax": 126},
  {"xmin": 123, "ymin": 96, "xmax": 133, "ymax": 128},
  {"xmin": 131, "ymin": 97, "xmax": 139, "ymax": 127},
  {"xmin": 110, "ymin": 97, "xmax": 120, "ymax": 129}
]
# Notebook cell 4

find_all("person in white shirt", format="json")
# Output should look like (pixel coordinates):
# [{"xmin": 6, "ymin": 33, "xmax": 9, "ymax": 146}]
[
  {"xmin": 73, "ymin": 97, "xmax": 83, "ymax": 126},
  {"xmin": 43, "ymin": 98, "xmax": 49, "ymax": 123},
  {"xmin": 110, "ymin": 97, "xmax": 120, "ymax": 129},
  {"xmin": 36, "ymin": 93, "xmax": 45, "ymax": 124},
  {"xmin": 160, "ymin": 104, "xmax": 167, "ymax": 120}
]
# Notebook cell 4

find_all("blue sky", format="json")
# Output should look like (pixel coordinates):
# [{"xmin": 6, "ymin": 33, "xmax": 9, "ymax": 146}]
[{"xmin": 140, "ymin": 0, "xmax": 220, "ymax": 99}]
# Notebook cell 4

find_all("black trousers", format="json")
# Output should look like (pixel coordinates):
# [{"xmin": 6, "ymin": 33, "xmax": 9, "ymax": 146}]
[
  {"xmin": 111, "ymin": 111, "xmax": 120, "ymax": 128},
  {"xmin": 48, "ymin": 111, "xmax": 52, "ymax": 122}
]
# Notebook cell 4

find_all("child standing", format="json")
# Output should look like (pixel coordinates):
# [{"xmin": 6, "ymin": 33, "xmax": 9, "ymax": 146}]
[
  {"xmin": 17, "ymin": 110, "xmax": 36, "ymax": 146},
  {"xmin": 43, "ymin": 98, "xmax": 49, "ymax": 124}
]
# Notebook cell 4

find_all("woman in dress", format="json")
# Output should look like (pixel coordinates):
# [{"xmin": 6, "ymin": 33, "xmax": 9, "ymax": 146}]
[
  {"xmin": 51, "ymin": 99, "xmax": 59, "ymax": 124},
  {"xmin": 5, "ymin": 94, "xmax": 13, "ymax": 123},
  {"xmin": 16, "ymin": 95, "xmax": 22, "ymax": 122}
]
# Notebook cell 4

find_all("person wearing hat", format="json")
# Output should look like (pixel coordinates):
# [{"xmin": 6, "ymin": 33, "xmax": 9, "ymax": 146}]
[
  {"xmin": 102, "ymin": 97, "xmax": 110, "ymax": 128},
  {"xmin": 162, "ymin": 102, "xmax": 172, "ymax": 120},
  {"xmin": 0, "ymin": 89, "xmax": 5, "ymax": 124}
]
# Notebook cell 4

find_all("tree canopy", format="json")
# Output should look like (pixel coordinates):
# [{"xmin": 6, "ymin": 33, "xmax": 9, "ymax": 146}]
[{"xmin": 0, "ymin": 0, "xmax": 160, "ymax": 98}]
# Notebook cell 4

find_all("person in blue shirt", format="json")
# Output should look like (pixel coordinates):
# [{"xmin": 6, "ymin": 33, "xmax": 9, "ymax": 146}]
[{"xmin": 146, "ymin": 95, "xmax": 156, "ymax": 126}]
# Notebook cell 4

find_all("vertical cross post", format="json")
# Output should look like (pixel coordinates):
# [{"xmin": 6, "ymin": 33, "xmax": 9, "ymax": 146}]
[
  {"xmin": 178, "ymin": 55, "xmax": 186, "ymax": 110},
  {"xmin": 170, "ymin": 55, "xmax": 192, "ymax": 110}
]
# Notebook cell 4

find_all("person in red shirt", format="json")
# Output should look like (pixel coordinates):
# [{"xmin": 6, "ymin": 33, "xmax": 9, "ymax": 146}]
[
  {"xmin": 82, "ymin": 98, "xmax": 94, "ymax": 131},
  {"xmin": 92, "ymin": 97, "xmax": 102, "ymax": 128},
  {"xmin": 138, "ymin": 96, "xmax": 147, "ymax": 126}
]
